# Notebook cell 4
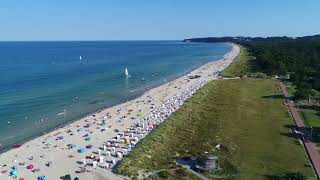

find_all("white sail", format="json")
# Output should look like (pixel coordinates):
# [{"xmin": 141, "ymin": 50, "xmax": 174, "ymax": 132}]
[
  {"xmin": 79, "ymin": 56, "xmax": 82, "ymax": 60},
  {"xmin": 125, "ymin": 68, "xmax": 129, "ymax": 76}
]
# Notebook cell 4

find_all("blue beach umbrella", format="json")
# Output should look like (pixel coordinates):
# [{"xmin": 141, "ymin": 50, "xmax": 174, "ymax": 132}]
[
  {"xmin": 78, "ymin": 148, "xmax": 85, "ymax": 153},
  {"xmin": 10, "ymin": 169, "xmax": 18, "ymax": 175},
  {"xmin": 85, "ymin": 144, "xmax": 93, "ymax": 149},
  {"xmin": 37, "ymin": 176, "xmax": 46, "ymax": 180}
]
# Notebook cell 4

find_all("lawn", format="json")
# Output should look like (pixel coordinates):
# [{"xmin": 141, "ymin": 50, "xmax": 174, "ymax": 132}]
[
  {"xmin": 115, "ymin": 79, "xmax": 315, "ymax": 179},
  {"xmin": 301, "ymin": 109, "xmax": 320, "ymax": 127}
]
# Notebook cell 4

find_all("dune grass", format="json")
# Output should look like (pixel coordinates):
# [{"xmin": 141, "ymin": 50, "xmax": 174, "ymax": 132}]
[
  {"xmin": 115, "ymin": 79, "xmax": 315, "ymax": 179},
  {"xmin": 115, "ymin": 45, "xmax": 315, "ymax": 179},
  {"xmin": 220, "ymin": 46, "xmax": 252, "ymax": 77}
]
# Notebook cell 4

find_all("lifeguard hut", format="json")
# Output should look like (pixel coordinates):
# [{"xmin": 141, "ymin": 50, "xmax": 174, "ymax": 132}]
[{"xmin": 195, "ymin": 154, "xmax": 218, "ymax": 172}]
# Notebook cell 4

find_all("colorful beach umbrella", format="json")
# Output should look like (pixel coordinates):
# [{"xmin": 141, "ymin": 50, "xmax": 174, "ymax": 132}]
[
  {"xmin": 37, "ymin": 176, "xmax": 46, "ymax": 180},
  {"xmin": 10, "ymin": 169, "xmax": 18, "ymax": 175},
  {"xmin": 85, "ymin": 144, "xmax": 93, "ymax": 149},
  {"xmin": 78, "ymin": 148, "xmax": 85, "ymax": 153},
  {"xmin": 27, "ymin": 164, "xmax": 34, "ymax": 170}
]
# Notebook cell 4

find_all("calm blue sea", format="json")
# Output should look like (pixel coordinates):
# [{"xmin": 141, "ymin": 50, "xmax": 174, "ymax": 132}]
[{"xmin": 0, "ymin": 41, "xmax": 231, "ymax": 151}]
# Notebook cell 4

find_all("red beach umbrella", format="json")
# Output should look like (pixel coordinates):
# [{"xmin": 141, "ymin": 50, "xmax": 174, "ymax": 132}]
[{"xmin": 27, "ymin": 164, "xmax": 34, "ymax": 170}]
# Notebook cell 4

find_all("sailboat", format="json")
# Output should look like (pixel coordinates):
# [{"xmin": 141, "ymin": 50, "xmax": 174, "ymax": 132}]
[
  {"xmin": 79, "ymin": 56, "xmax": 82, "ymax": 60},
  {"xmin": 125, "ymin": 67, "xmax": 130, "ymax": 77}
]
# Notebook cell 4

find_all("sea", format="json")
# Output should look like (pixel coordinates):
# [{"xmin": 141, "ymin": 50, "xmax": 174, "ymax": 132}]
[{"xmin": 0, "ymin": 41, "xmax": 231, "ymax": 152}]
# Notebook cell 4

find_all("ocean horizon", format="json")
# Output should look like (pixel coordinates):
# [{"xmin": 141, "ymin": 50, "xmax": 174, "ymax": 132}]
[{"xmin": 0, "ymin": 41, "xmax": 231, "ymax": 152}]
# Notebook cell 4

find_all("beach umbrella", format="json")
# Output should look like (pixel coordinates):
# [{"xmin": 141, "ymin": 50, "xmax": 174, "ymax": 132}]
[
  {"xmin": 56, "ymin": 136, "xmax": 64, "ymax": 140},
  {"xmin": 71, "ymin": 144, "xmax": 77, "ymax": 149},
  {"xmin": 74, "ymin": 177, "xmax": 79, "ymax": 180},
  {"xmin": 84, "ymin": 137, "xmax": 91, "ymax": 141},
  {"xmin": 78, "ymin": 148, "xmax": 85, "ymax": 153},
  {"xmin": 10, "ymin": 169, "xmax": 18, "ymax": 175},
  {"xmin": 85, "ymin": 144, "xmax": 93, "ymax": 149},
  {"xmin": 37, "ymin": 176, "xmax": 46, "ymax": 180},
  {"xmin": 27, "ymin": 164, "xmax": 34, "ymax": 170},
  {"xmin": 65, "ymin": 174, "xmax": 71, "ymax": 180}
]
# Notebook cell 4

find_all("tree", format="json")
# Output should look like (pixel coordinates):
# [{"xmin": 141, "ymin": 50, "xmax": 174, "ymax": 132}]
[{"xmin": 294, "ymin": 83, "xmax": 313, "ymax": 100}]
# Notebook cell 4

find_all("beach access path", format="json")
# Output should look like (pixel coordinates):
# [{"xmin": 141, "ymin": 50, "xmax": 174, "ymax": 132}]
[{"xmin": 278, "ymin": 81, "xmax": 320, "ymax": 179}]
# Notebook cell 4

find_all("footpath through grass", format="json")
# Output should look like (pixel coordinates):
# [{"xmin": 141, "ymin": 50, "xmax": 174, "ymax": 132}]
[{"xmin": 116, "ymin": 79, "xmax": 314, "ymax": 179}]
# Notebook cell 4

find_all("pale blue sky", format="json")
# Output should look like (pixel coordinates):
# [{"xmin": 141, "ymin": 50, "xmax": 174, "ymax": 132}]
[{"xmin": 0, "ymin": 0, "xmax": 319, "ymax": 41}]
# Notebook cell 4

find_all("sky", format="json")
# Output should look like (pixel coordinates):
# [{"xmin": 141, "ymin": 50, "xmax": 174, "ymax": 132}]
[{"xmin": 0, "ymin": 0, "xmax": 319, "ymax": 41}]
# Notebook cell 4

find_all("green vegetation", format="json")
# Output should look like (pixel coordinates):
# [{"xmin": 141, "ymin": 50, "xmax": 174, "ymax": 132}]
[
  {"xmin": 116, "ymin": 79, "xmax": 314, "ymax": 179},
  {"xmin": 285, "ymin": 81, "xmax": 320, "ymax": 128},
  {"xmin": 115, "ymin": 42, "xmax": 318, "ymax": 179},
  {"xmin": 301, "ymin": 109, "xmax": 320, "ymax": 127},
  {"xmin": 187, "ymin": 35, "xmax": 320, "ymax": 101},
  {"xmin": 220, "ymin": 46, "xmax": 252, "ymax": 77},
  {"xmin": 283, "ymin": 81, "xmax": 320, "ymax": 149},
  {"xmin": 244, "ymin": 37, "xmax": 320, "ymax": 102}
]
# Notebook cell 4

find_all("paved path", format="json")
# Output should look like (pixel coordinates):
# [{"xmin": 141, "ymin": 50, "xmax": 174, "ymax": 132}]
[{"xmin": 278, "ymin": 81, "xmax": 320, "ymax": 179}]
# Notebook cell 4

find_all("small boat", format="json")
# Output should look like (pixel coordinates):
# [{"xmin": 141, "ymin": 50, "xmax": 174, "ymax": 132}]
[
  {"xmin": 57, "ymin": 109, "xmax": 66, "ymax": 116},
  {"xmin": 79, "ymin": 56, "xmax": 82, "ymax": 60}
]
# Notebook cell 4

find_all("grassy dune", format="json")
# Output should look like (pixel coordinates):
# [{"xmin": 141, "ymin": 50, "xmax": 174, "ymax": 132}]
[
  {"xmin": 115, "ymin": 45, "xmax": 315, "ymax": 179},
  {"xmin": 220, "ymin": 46, "xmax": 252, "ymax": 77},
  {"xmin": 115, "ymin": 79, "xmax": 314, "ymax": 179}
]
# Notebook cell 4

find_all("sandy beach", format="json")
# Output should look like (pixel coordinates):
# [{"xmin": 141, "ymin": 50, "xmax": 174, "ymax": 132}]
[{"xmin": 0, "ymin": 43, "xmax": 240, "ymax": 180}]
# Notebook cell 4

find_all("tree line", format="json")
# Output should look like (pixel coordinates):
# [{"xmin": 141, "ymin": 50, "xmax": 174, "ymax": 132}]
[{"xmin": 184, "ymin": 35, "xmax": 320, "ymax": 100}]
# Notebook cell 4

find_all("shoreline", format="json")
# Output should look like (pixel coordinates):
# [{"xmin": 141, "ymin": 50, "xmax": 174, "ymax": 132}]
[
  {"xmin": 0, "ymin": 43, "xmax": 240, "ymax": 180},
  {"xmin": 0, "ymin": 43, "xmax": 230, "ymax": 154}
]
